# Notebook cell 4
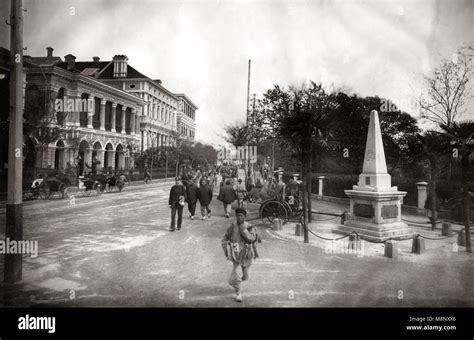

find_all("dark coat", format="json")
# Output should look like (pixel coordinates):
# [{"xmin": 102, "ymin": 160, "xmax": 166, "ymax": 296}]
[
  {"xmin": 186, "ymin": 183, "xmax": 198, "ymax": 204},
  {"xmin": 197, "ymin": 184, "xmax": 213, "ymax": 206},
  {"xmin": 169, "ymin": 184, "xmax": 187, "ymax": 207},
  {"xmin": 219, "ymin": 184, "xmax": 237, "ymax": 204}
]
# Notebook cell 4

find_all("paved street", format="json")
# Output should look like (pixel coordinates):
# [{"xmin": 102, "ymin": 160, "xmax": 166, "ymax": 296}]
[{"xmin": 0, "ymin": 182, "xmax": 473, "ymax": 307}]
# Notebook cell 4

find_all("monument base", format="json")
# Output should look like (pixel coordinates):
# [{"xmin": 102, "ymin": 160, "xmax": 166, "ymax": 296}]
[{"xmin": 332, "ymin": 189, "xmax": 415, "ymax": 242}]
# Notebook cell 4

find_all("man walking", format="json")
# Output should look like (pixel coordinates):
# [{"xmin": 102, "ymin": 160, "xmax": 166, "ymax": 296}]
[
  {"xmin": 218, "ymin": 179, "xmax": 237, "ymax": 218},
  {"xmin": 186, "ymin": 179, "xmax": 198, "ymax": 220},
  {"xmin": 197, "ymin": 179, "xmax": 213, "ymax": 220},
  {"xmin": 221, "ymin": 208, "xmax": 259, "ymax": 302},
  {"xmin": 168, "ymin": 177, "xmax": 187, "ymax": 231}
]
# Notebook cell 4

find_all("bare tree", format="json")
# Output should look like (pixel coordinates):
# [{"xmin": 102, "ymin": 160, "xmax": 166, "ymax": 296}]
[{"xmin": 420, "ymin": 49, "xmax": 472, "ymax": 127}]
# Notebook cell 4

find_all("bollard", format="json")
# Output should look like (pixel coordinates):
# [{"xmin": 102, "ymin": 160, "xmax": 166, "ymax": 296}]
[
  {"xmin": 384, "ymin": 240, "xmax": 398, "ymax": 259},
  {"xmin": 457, "ymin": 229, "xmax": 466, "ymax": 247},
  {"xmin": 295, "ymin": 223, "xmax": 302, "ymax": 236},
  {"xmin": 341, "ymin": 211, "xmax": 350, "ymax": 225},
  {"xmin": 273, "ymin": 218, "xmax": 282, "ymax": 231},
  {"xmin": 442, "ymin": 222, "xmax": 453, "ymax": 237},
  {"xmin": 411, "ymin": 235, "xmax": 425, "ymax": 254}
]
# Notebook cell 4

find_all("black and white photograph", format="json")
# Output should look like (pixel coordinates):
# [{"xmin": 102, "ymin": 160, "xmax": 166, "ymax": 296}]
[{"xmin": 0, "ymin": 0, "xmax": 473, "ymax": 337}]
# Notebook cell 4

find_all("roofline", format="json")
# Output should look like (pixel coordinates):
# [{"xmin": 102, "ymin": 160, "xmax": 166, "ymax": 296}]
[
  {"xmin": 101, "ymin": 77, "xmax": 179, "ymax": 101},
  {"xmin": 174, "ymin": 93, "xmax": 198, "ymax": 109}
]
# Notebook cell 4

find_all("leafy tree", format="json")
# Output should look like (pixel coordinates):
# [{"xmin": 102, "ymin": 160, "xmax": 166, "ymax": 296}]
[
  {"xmin": 439, "ymin": 120, "xmax": 474, "ymax": 252},
  {"xmin": 257, "ymin": 82, "xmax": 339, "ymax": 242}
]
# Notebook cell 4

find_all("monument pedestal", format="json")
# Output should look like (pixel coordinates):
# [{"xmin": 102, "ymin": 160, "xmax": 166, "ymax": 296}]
[{"xmin": 333, "ymin": 190, "xmax": 414, "ymax": 242}]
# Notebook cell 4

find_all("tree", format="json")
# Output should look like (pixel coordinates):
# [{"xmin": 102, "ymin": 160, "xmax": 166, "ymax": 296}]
[
  {"xmin": 420, "ymin": 49, "xmax": 472, "ymax": 127},
  {"xmin": 257, "ymin": 82, "xmax": 338, "ymax": 242},
  {"xmin": 439, "ymin": 120, "xmax": 474, "ymax": 252}
]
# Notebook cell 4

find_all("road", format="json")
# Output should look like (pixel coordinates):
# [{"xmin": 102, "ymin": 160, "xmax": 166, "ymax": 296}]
[{"xmin": 0, "ymin": 182, "xmax": 473, "ymax": 307}]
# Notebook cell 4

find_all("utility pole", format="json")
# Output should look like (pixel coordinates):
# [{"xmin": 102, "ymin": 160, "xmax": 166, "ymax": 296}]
[
  {"xmin": 246, "ymin": 59, "xmax": 251, "ymax": 124},
  {"xmin": 5, "ymin": 0, "xmax": 24, "ymax": 284}
]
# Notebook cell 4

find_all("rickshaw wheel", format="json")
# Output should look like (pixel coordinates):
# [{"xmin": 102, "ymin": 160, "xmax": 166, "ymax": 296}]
[
  {"xmin": 60, "ymin": 184, "xmax": 69, "ymax": 199},
  {"xmin": 39, "ymin": 184, "xmax": 51, "ymax": 199},
  {"xmin": 93, "ymin": 182, "xmax": 103, "ymax": 196},
  {"xmin": 260, "ymin": 200, "xmax": 288, "ymax": 224}
]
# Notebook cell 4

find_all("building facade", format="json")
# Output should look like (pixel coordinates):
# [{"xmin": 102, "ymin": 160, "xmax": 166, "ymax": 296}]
[
  {"xmin": 0, "ymin": 46, "xmax": 198, "ymax": 177},
  {"xmin": 24, "ymin": 48, "xmax": 145, "ymax": 173},
  {"xmin": 175, "ymin": 94, "xmax": 197, "ymax": 141},
  {"xmin": 94, "ymin": 55, "xmax": 181, "ymax": 151}
]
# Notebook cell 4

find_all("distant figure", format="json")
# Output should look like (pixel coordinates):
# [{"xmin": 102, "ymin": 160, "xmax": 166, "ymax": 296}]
[
  {"xmin": 168, "ymin": 177, "xmax": 187, "ymax": 231},
  {"xmin": 186, "ymin": 179, "xmax": 198, "ymax": 220},
  {"xmin": 275, "ymin": 176, "xmax": 286, "ymax": 201},
  {"xmin": 235, "ymin": 179, "xmax": 247, "ymax": 208},
  {"xmin": 144, "ymin": 166, "xmax": 151, "ymax": 184},
  {"xmin": 197, "ymin": 179, "xmax": 213, "ymax": 220},
  {"xmin": 218, "ymin": 180, "xmax": 237, "ymax": 218}
]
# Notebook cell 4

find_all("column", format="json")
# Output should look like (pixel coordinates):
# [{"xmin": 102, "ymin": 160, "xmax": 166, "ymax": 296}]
[
  {"xmin": 131, "ymin": 109, "xmax": 136, "ymax": 135},
  {"xmin": 99, "ymin": 98, "xmax": 106, "ymax": 131},
  {"xmin": 416, "ymin": 181, "xmax": 428, "ymax": 209},
  {"xmin": 318, "ymin": 176, "xmax": 325, "ymax": 196},
  {"xmin": 87, "ymin": 96, "xmax": 93, "ymax": 128},
  {"xmin": 97, "ymin": 149, "xmax": 105, "ymax": 170},
  {"xmin": 121, "ymin": 106, "xmax": 126, "ymax": 134},
  {"xmin": 111, "ymin": 103, "xmax": 117, "ymax": 132}
]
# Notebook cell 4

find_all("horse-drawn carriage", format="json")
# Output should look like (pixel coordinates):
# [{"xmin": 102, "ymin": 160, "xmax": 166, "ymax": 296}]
[{"xmin": 24, "ymin": 174, "xmax": 70, "ymax": 200}]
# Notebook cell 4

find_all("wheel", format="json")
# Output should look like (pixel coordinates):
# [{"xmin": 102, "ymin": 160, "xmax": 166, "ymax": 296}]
[
  {"xmin": 39, "ymin": 184, "xmax": 51, "ymax": 199},
  {"xmin": 260, "ymin": 200, "xmax": 288, "ymax": 224},
  {"xmin": 93, "ymin": 182, "xmax": 103, "ymax": 196},
  {"xmin": 59, "ymin": 184, "xmax": 69, "ymax": 199}
]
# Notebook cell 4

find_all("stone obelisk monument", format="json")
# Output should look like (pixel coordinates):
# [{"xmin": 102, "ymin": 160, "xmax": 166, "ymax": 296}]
[{"xmin": 333, "ymin": 110, "xmax": 414, "ymax": 241}]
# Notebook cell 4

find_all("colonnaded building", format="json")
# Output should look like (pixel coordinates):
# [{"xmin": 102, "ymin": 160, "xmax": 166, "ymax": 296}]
[{"xmin": 0, "ymin": 47, "xmax": 197, "ymax": 179}]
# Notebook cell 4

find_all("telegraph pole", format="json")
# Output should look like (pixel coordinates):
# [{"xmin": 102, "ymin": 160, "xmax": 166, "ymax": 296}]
[
  {"xmin": 246, "ymin": 59, "xmax": 251, "ymax": 124},
  {"xmin": 5, "ymin": 0, "xmax": 24, "ymax": 283}
]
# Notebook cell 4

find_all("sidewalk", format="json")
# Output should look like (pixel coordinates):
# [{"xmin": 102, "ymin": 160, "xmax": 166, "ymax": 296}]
[{"xmin": 0, "ymin": 178, "xmax": 174, "ymax": 206}]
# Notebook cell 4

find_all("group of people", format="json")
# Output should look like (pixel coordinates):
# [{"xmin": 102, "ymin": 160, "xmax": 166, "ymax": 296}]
[
  {"xmin": 168, "ymin": 174, "xmax": 261, "ymax": 303},
  {"xmin": 168, "ymin": 176, "xmax": 215, "ymax": 231}
]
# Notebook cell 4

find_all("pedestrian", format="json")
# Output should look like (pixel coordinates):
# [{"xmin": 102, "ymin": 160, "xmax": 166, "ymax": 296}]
[
  {"xmin": 218, "ymin": 179, "xmax": 237, "ymax": 218},
  {"xmin": 197, "ymin": 179, "xmax": 213, "ymax": 220},
  {"xmin": 168, "ymin": 177, "xmax": 187, "ymax": 231},
  {"xmin": 275, "ymin": 175, "xmax": 286, "ymax": 201},
  {"xmin": 186, "ymin": 179, "xmax": 198, "ymax": 220},
  {"xmin": 235, "ymin": 178, "xmax": 247, "ymax": 208},
  {"xmin": 221, "ymin": 207, "xmax": 259, "ymax": 302},
  {"xmin": 144, "ymin": 166, "xmax": 151, "ymax": 184}
]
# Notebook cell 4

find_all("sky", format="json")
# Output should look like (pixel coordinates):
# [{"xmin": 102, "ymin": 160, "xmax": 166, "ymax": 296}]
[{"xmin": 1, "ymin": 0, "xmax": 473, "ymax": 146}]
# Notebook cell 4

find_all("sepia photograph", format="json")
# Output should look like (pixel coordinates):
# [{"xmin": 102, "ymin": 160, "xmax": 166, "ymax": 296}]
[{"xmin": 0, "ymin": 0, "xmax": 473, "ymax": 337}]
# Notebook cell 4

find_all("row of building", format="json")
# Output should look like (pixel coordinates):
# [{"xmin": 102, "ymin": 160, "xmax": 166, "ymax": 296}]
[{"xmin": 0, "ymin": 47, "xmax": 197, "ymax": 174}]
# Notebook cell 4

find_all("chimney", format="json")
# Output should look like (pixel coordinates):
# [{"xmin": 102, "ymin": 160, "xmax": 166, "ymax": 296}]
[
  {"xmin": 112, "ymin": 54, "xmax": 128, "ymax": 78},
  {"xmin": 46, "ymin": 47, "xmax": 53, "ymax": 58},
  {"xmin": 64, "ymin": 54, "xmax": 76, "ymax": 71},
  {"xmin": 93, "ymin": 56, "xmax": 100, "ymax": 62}
]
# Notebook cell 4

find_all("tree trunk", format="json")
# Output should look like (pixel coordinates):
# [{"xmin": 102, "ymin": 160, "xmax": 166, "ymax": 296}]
[
  {"xmin": 430, "ymin": 159, "xmax": 438, "ymax": 231},
  {"xmin": 302, "ymin": 147, "xmax": 309, "ymax": 243},
  {"xmin": 307, "ymin": 142, "xmax": 313, "ymax": 223},
  {"xmin": 462, "ymin": 156, "xmax": 472, "ymax": 253}
]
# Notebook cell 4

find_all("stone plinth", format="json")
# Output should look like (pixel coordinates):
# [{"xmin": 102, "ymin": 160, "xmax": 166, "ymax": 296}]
[{"xmin": 333, "ymin": 190, "xmax": 414, "ymax": 241}]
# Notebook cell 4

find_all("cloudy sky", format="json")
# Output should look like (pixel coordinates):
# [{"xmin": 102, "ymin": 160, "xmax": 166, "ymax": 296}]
[{"xmin": 1, "ymin": 0, "xmax": 473, "ymax": 146}]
